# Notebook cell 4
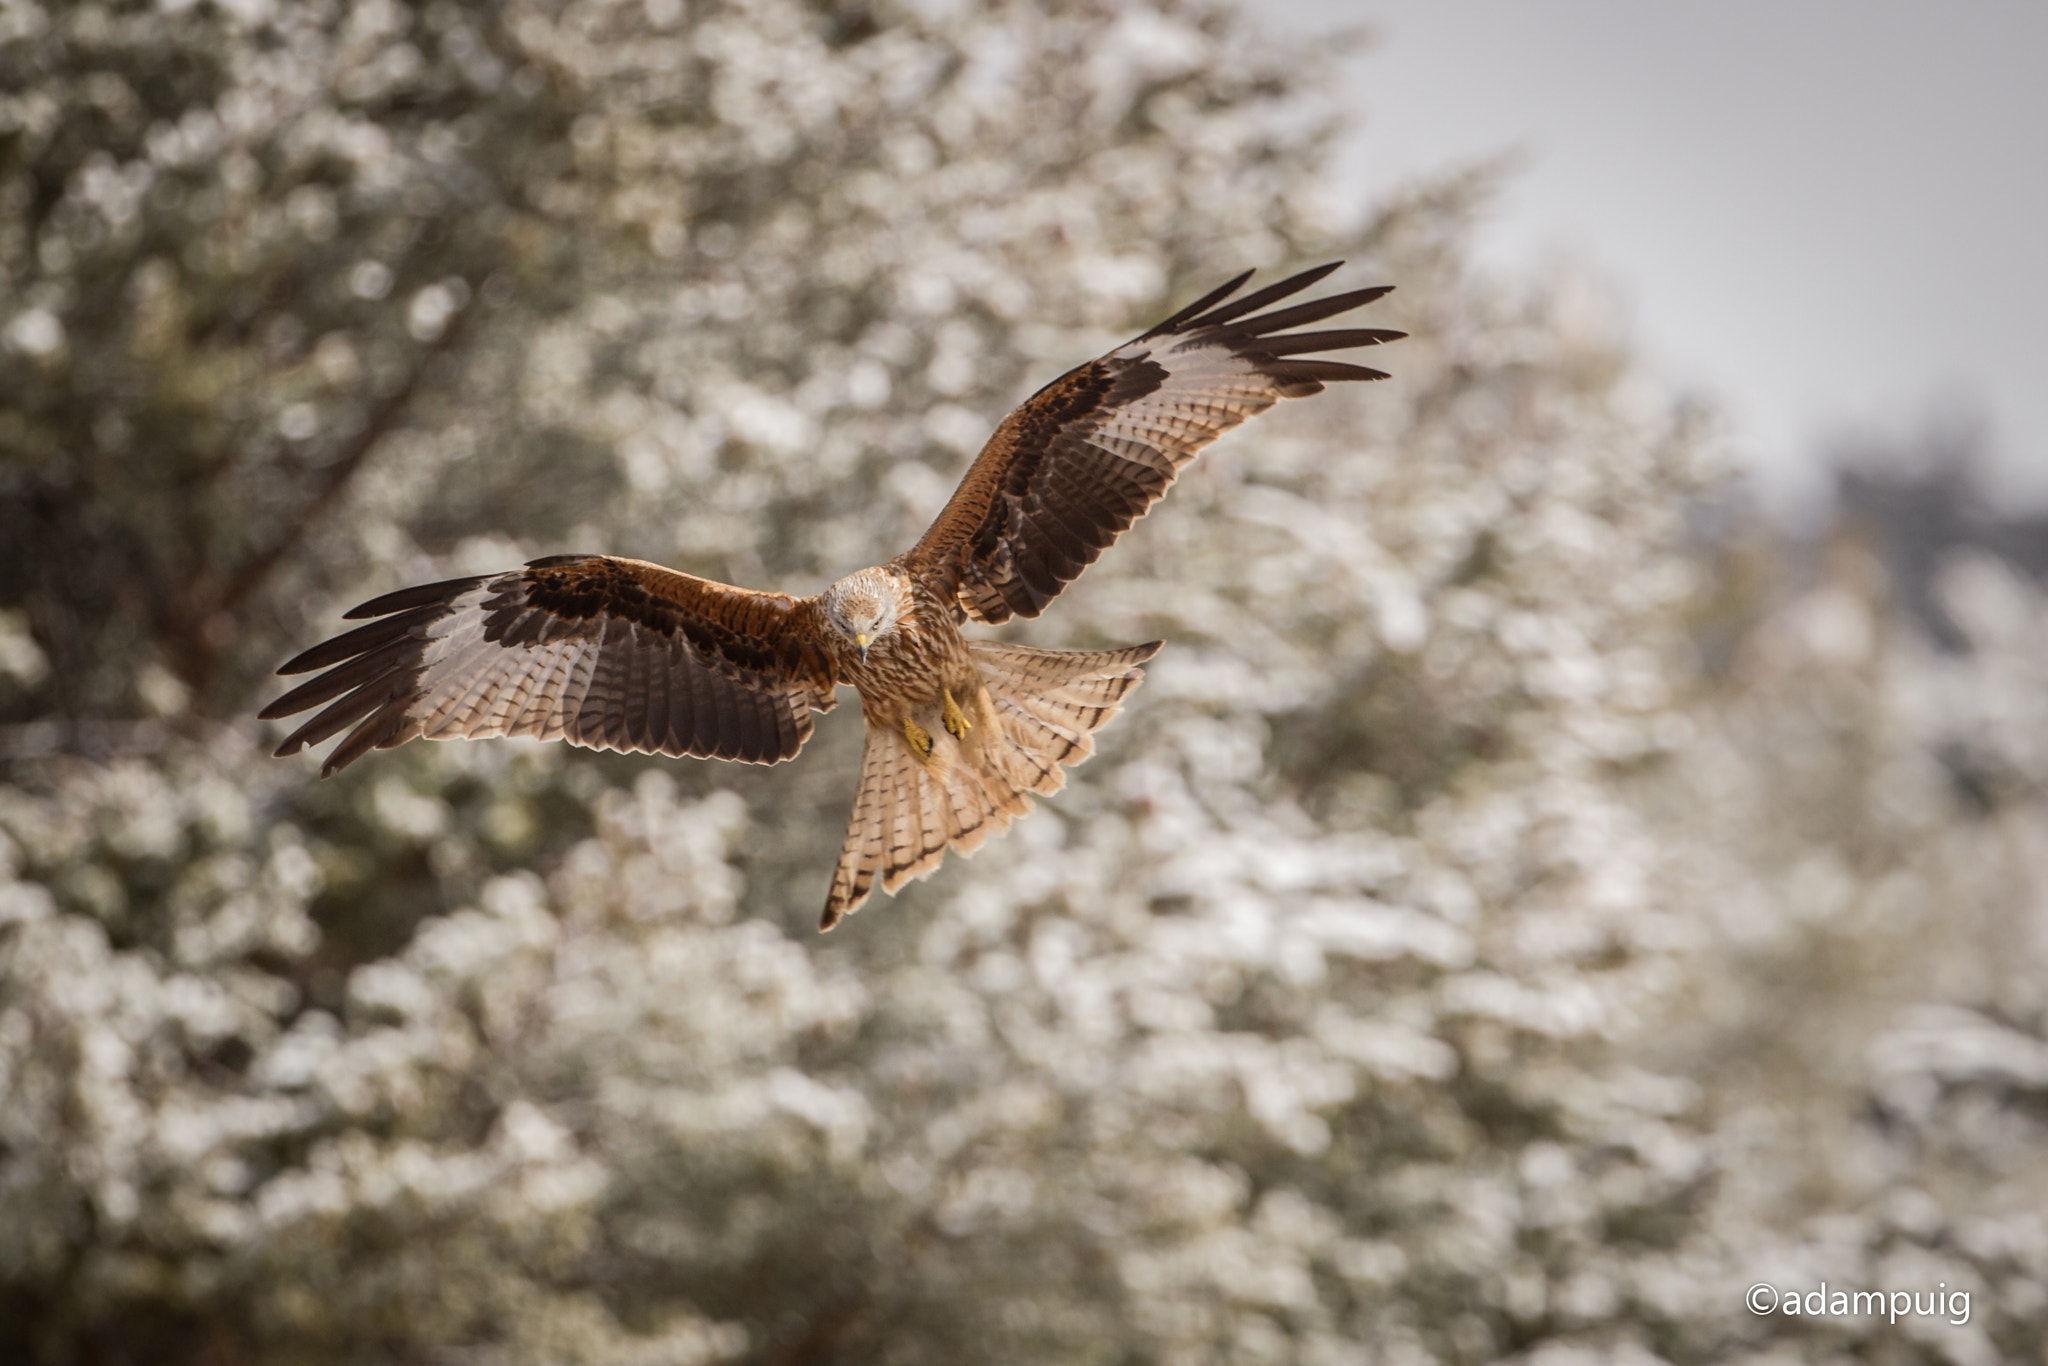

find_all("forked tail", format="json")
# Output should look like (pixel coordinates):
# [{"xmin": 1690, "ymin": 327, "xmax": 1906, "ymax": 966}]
[{"xmin": 820, "ymin": 640, "xmax": 1161, "ymax": 929}]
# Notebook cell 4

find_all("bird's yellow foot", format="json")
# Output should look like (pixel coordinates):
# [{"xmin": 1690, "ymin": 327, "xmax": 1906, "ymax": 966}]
[
  {"xmin": 942, "ymin": 688, "xmax": 973, "ymax": 740},
  {"xmin": 902, "ymin": 717, "xmax": 934, "ymax": 761}
]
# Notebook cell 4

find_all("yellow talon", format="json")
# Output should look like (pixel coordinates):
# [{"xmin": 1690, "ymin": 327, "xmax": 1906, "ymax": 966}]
[
  {"xmin": 902, "ymin": 718, "xmax": 934, "ymax": 760},
  {"xmin": 942, "ymin": 688, "xmax": 972, "ymax": 739}
]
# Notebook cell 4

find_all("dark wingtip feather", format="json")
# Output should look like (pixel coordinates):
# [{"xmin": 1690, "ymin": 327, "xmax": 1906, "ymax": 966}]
[
  {"xmin": 1253, "ymin": 327, "xmax": 1407, "ymax": 358},
  {"xmin": 340, "ymin": 574, "xmax": 488, "ymax": 620},
  {"xmin": 1267, "ymin": 359, "xmax": 1392, "ymax": 386},
  {"xmin": 319, "ymin": 695, "xmax": 415, "ymax": 776},
  {"xmin": 1137, "ymin": 268, "xmax": 1255, "ymax": 341},
  {"xmin": 1220, "ymin": 286, "xmax": 1395, "ymax": 340},
  {"xmin": 1179, "ymin": 261, "xmax": 1347, "ymax": 333},
  {"xmin": 275, "ymin": 614, "xmax": 414, "ymax": 676},
  {"xmin": 257, "ymin": 687, "xmax": 314, "ymax": 723},
  {"xmin": 262, "ymin": 640, "xmax": 414, "ymax": 719},
  {"xmin": 272, "ymin": 682, "xmax": 397, "ymax": 757}
]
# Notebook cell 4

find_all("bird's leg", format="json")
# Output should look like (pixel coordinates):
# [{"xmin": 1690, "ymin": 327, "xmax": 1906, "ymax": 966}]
[
  {"xmin": 901, "ymin": 717, "xmax": 934, "ymax": 761},
  {"xmin": 942, "ymin": 687, "xmax": 972, "ymax": 740}
]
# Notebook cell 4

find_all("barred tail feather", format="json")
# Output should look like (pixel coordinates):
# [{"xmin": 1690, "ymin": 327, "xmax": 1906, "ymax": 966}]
[
  {"xmin": 972, "ymin": 640, "xmax": 1160, "ymax": 797},
  {"xmin": 818, "ymin": 640, "xmax": 1161, "ymax": 930},
  {"xmin": 821, "ymin": 715, "xmax": 1016, "ymax": 931}
]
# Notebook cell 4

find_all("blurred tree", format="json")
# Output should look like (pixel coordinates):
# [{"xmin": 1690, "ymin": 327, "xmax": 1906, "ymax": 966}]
[{"xmin": 2, "ymin": 0, "xmax": 554, "ymax": 713}]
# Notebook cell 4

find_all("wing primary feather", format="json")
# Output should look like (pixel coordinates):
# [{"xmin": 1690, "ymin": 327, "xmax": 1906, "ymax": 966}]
[
  {"xmin": 259, "ymin": 638, "xmax": 413, "ymax": 719},
  {"xmin": 1265, "ymin": 359, "xmax": 1391, "ymax": 385},
  {"xmin": 1136, "ymin": 268, "xmax": 1254, "ymax": 341},
  {"xmin": 1252, "ymin": 327, "xmax": 1406, "ymax": 357},
  {"xmin": 276, "ymin": 612, "xmax": 419, "ymax": 676},
  {"xmin": 323, "ymin": 695, "xmax": 416, "ymax": 776},
  {"xmin": 341, "ymin": 575, "xmax": 490, "ymax": 620},
  {"xmin": 275, "ymin": 677, "xmax": 401, "ymax": 757},
  {"xmin": 1175, "ymin": 261, "xmax": 1345, "ymax": 332},
  {"xmin": 1220, "ymin": 285, "xmax": 1395, "ymax": 339}
]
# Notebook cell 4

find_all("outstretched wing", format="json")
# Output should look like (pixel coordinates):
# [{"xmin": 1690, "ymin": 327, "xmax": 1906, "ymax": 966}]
[
  {"xmin": 906, "ymin": 263, "xmax": 1402, "ymax": 623},
  {"xmin": 262, "ymin": 554, "xmax": 838, "ymax": 776}
]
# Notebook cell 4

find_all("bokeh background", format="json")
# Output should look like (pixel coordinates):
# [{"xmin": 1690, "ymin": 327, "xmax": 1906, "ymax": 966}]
[{"xmin": 3, "ymin": 2, "xmax": 2046, "ymax": 1363}]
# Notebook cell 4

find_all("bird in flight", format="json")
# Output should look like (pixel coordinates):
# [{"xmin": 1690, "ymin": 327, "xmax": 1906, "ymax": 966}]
[{"xmin": 263, "ymin": 263, "xmax": 1401, "ymax": 929}]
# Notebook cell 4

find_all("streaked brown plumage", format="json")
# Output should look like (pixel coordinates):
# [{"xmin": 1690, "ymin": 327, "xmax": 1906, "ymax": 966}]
[{"xmin": 263, "ymin": 263, "xmax": 1402, "ymax": 928}]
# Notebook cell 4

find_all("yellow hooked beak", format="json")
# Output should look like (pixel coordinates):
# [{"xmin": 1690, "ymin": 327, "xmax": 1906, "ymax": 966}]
[{"xmin": 854, "ymin": 631, "xmax": 869, "ymax": 664}]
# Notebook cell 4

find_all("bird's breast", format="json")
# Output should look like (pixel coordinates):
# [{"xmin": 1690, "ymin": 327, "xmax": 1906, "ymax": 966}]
[{"xmin": 844, "ymin": 611, "xmax": 971, "ymax": 718}]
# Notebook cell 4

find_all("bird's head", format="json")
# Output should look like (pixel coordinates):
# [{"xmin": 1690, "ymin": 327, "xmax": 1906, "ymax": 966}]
[{"xmin": 822, "ymin": 568, "xmax": 909, "ymax": 664}]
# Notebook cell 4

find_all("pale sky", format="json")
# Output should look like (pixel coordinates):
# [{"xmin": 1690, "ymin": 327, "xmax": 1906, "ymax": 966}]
[{"xmin": 1277, "ymin": 1, "xmax": 2048, "ymax": 515}]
